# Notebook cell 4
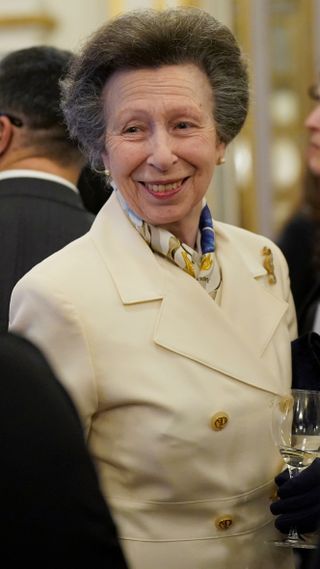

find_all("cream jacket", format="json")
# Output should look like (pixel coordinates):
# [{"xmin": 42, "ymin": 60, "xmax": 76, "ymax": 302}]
[{"xmin": 9, "ymin": 193, "xmax": 297, "ymax": 569}]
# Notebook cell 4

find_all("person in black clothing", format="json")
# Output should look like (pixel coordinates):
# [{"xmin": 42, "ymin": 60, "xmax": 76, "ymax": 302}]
[
  {"xmin": 277, "ymin": 79, "xmax": 320, "ymax": 569},
  {"xmin": 0, "ymin": 331, "xmax": 128, "ymax": 568},
  {"xmin": 278, "ymin": 81, "xmax": 320, "ymax": 334}
]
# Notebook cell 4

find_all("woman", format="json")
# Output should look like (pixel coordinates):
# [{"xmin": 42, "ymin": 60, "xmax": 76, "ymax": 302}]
[
  {"xmin": 9, "ymin": 8, "xmax": 297, "ymax": 569},
  {"xmin": 278, "ymin": 80, "xmax": 320, "ymax": 333}
]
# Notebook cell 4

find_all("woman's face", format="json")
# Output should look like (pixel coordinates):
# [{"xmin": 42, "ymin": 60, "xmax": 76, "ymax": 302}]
[
  {"xmin": 305, "ymin": 103, "xmax": 320, "ymax": 175},
  {"xmin": 102, "ymin": 64, "xmax": 225, "ymax": 244}
]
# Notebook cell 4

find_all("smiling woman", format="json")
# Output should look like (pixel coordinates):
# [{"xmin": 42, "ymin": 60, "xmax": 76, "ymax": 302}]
[
  {"xmin": 102, "ymin": 64, "xmax": 222, "ymax": 246},
  {"xmin": 9, "ymin": 8, "xmax": 298, "ymax": 569}
]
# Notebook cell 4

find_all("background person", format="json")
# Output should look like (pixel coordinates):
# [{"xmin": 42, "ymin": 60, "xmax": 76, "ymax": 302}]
[
  {"xmin": 0, "ymin": 46, "xmax": 94, "ymax": 331},
  {"xmin": 0, "ymin": 332, "xmax": 128, "ymax": 567},
  {"xmin": 10, "ymin": 8, "xmax": 299, "ymax": 569},
  {"xmin": 278, "ymin": 81, "xmax": 320, "ymax": 334}
]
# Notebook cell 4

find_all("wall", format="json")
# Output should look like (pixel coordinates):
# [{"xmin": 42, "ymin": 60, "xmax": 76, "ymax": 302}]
[{"xmin": 0, "ymin": 0, "xmax": 108, "ymax": 52}]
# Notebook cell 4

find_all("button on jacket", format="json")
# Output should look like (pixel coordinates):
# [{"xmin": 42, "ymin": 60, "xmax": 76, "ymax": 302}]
[{"xmin": 9, "ymin": 193, "xmax": 297, "ymax": 569}]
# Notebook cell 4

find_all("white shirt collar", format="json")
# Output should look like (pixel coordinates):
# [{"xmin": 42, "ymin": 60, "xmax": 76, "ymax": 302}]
[{"xmin": 0, "ymin": 169, "xmax": 78, "ymax": 193}]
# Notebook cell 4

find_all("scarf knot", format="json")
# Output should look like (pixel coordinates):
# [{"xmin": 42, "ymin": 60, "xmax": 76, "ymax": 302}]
[{"xmin": 116, "ymin": 189, "xmax": 221, "ymax": 298}]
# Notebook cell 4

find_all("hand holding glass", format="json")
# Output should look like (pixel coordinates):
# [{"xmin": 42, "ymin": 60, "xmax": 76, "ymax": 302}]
[{"xmin": 271, "ymin": 389, "xmax": 320, "ymax": 548}]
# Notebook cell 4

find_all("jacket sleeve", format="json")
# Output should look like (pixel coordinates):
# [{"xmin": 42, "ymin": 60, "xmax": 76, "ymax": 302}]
[{"xmin": 9, "ymin": 270, "xmax": 98, "ymax": 436}]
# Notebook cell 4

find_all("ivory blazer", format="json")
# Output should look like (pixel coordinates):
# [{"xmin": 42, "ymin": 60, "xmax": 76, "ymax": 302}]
[{"xmin": 9, "ymin": 193, "xmax": 297, "ymax": 569}]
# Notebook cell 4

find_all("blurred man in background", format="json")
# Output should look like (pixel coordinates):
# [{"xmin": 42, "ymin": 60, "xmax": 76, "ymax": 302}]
[{"xmin": 0, "ymin": 46, "xmax": 94, "ymax": 331}]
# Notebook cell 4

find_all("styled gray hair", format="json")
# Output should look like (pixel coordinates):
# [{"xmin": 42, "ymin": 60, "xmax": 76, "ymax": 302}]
[{"xmin": 61, "ymin": 7, "xmax": 249, "ymax": 170}]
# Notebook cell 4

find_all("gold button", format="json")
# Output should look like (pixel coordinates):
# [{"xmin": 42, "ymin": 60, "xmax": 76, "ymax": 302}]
[
  {"xmin": 210, "ymin": 412, "xmax": 229, "ymax": 431},
  {"xmin": 215, "ymin": 515, "xmax": 233, "ymax": 530}
]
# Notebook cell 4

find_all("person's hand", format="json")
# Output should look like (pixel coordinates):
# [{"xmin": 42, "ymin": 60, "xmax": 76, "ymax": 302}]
[{"xmin": 270, "ymin": 458, "xmax": 320, "ymax": 534}]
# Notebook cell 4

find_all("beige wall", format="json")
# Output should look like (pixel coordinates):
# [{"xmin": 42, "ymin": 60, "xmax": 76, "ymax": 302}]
[
  {"xmin": 0, "ymin": 0, "xmax": 234, "ymax": 51},
  {"xmin": 0, "ymin": 0, "xmax": 108, "ymax": 52},
  {"xmin": 42, "ymin": 0, "xmax": 108, "ymax": 51}
]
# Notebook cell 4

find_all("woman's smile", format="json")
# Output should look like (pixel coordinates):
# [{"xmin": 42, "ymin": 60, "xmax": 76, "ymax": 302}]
[{"xmin": 138, "ymin": 177, "xmax": 188, "ymax": 198}]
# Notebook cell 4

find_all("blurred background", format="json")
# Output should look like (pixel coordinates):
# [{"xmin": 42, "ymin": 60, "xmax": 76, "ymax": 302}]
[{"xmin": 0, "ymin": 0, "xmax": 318, "ymax": 240}]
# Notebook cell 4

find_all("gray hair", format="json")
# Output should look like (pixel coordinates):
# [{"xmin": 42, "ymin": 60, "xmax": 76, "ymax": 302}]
[{"xmin": 61, "ymin": 7, "xmax": 249, "ymax": 170}]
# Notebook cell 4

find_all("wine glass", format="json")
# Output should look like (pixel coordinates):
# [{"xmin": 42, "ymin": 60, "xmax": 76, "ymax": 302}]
[{"xmin": 271, "ymin": 388, "xmax": 320, "ymax": 549}]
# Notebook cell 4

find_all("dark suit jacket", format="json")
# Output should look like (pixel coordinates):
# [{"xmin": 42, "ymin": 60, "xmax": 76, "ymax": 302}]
[
  {"xmin": 0, "ymin": 331, "xmax": 128, "ymax": 567},
  {"xmin": 277, "ymin": 212, "xmax": 317, "ymax": 317},
  {"xmin": 0, "ymin": 176, "xmax": 94, "ymax": 331},
  {"xmin": 297, "ymin": 281, "xmax": 320, "ymax": 334}
]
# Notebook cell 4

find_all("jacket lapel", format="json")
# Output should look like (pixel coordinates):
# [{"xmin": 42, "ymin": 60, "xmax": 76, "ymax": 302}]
[
  {"xmin": 90, "ymin": 193, "xmax": 165, "ymax": 303},
  {"xmin": 215, "ymin": 222, "xmax": 288, "ymax": 359},
  {"xmin": 91, "ymin": 196, "xmax": 289, "ymax": 395},
  {"xmin": 154, "ymin": 225, "xmax": 288, "ymax": 394}
]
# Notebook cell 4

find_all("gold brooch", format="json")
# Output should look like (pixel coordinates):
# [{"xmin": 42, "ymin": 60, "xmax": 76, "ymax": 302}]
[{"xmin": 261, "ymin": 246, "xmax": 277, "ymax": 284}]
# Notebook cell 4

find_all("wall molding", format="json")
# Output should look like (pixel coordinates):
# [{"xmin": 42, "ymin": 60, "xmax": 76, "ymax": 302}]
[{"xmin": 0, "ymin": 14, "xmax": 56, "ymax": 30}]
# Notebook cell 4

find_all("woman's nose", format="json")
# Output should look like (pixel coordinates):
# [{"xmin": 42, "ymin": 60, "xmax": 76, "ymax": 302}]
[
  {"xmin": 305, "ymin": 105, "xmax": 320, "ymax": 130},
  {"xmin": 146, "ymin": 130, "xmax": 178, "ymax": 171}
]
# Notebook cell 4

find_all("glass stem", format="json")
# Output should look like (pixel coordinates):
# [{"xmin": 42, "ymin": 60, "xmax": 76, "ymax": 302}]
[
  {"xmin": 286, "ymin": 527, "xmax": 300, "ymax": 543},
  {"xmin": 289, "ymin": 466, "xmax": 301, "ymax": 477},
  {"xmin": 287, "ymin": 465, "xmax": 301, "ymax": 543}
]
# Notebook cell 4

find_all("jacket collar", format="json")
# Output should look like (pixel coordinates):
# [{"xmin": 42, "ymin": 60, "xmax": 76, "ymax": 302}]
[
  {"xmin": 0, "ymin": 169, "xmax": 78, "ymax": 193},
  {"xmin": 90, "ymin": 194, "xmax": 288, "ymax": 394}
]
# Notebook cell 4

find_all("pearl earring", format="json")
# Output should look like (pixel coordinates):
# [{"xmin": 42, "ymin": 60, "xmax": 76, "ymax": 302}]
[{"xmin": 218, "ymin": 157, "xmax": 226, "ymax": 165}]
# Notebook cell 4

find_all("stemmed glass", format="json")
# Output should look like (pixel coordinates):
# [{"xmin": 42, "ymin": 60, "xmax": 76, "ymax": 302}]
[{"xmin": 271, "ymin": 389, "xmax": 320, "ymax": 549}]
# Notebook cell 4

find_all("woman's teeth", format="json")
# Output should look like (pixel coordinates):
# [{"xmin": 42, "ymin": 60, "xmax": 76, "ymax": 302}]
[{"xmin": 144, "ymin": 180, "xmax": 183, "ymax": 192}]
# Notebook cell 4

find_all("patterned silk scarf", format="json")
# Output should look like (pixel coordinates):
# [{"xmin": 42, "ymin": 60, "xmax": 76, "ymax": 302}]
[{"xmin": 116, "ymin": 189, "xmax": 221, "ymax": 298}]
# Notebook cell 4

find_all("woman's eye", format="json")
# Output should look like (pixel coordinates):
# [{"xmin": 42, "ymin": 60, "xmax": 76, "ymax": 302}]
[
  {"xmin": 176, "ymin": 122, "xmax": 190, "ymax": 129},
  {"xmin": 175, "ymin": 121, "xmax": 197, "ymax": 131},
  {"xmin": 124, "ymin": 126, "xmax": 140, "ymax": 134}
]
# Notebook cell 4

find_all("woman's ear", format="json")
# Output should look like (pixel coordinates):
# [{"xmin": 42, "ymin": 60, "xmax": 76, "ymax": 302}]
[
  {"xmin": 216, "ymin": 141, "xmax": 226, "ymax": 165},
  {"xmin": 0, "ymin": 115, "xmax": 14, "ymax": 155},
  {"xmin": 101, "ymin": 151, "xmax": 110, "ymax": 171}
]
